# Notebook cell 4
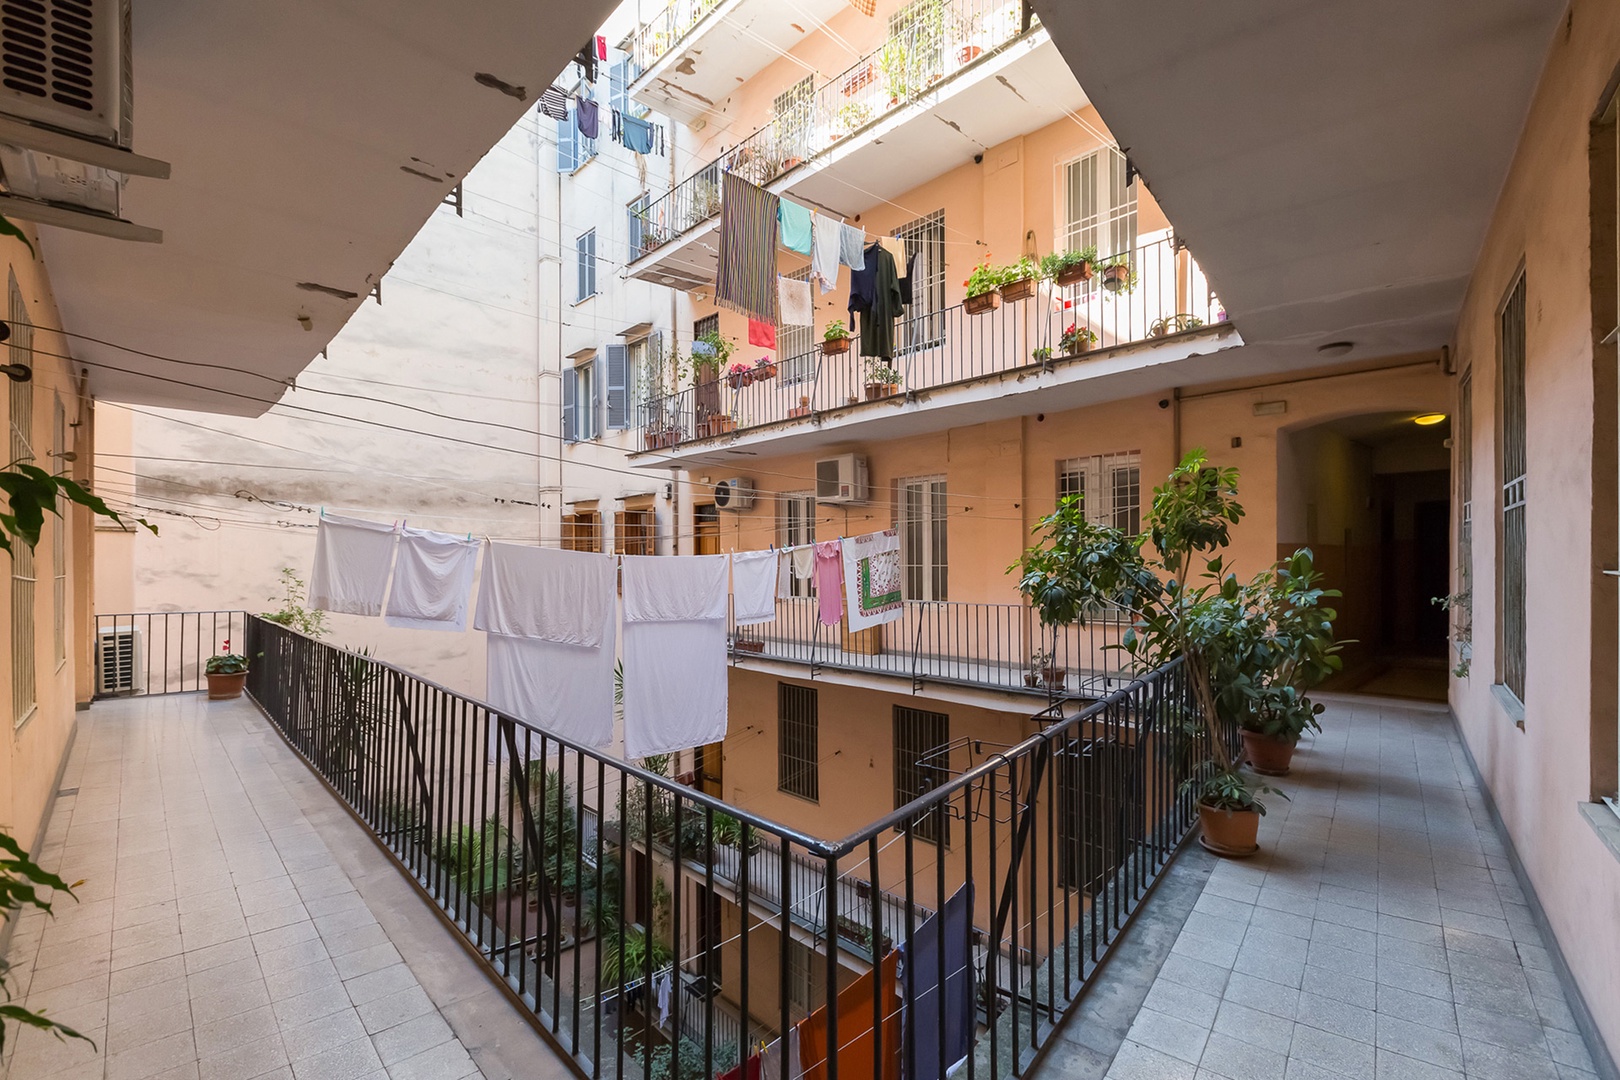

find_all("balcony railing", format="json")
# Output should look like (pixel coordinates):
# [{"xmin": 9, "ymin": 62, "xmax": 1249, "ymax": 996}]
[
  {"xmin": 637, "ymin": 234, "xmax": 1223, "ymax": 449},
  {"xmin": 91, "ymin": 610, "xmax": 252, "ymax": 697},
  {"xmin": 628, "ymin": 0, "xmax": 726, "ymax": 78},
  {"xmin": 633, "ymin": 0, "xmax": 1035, "ymax": 258},
  {"xmin": 729, "ymin": 598, "xmax": 1134, "ymax": 700},
  {"xmin": 105, "ymin": 613, "xmax": 1227, "ymax": 1080}
]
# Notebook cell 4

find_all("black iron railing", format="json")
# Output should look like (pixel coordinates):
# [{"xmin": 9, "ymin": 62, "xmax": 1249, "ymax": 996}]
[
  {"xmin": 229, "ymin": 613, "xmax": 1212, "ymax": 1080},
  {"xmin": 90, "ymin": 610, "xmax": 251, "ymax": 697},
  {"xmin": 634, "ymin": 235, "xmax": 1223, "ymax": 451}
]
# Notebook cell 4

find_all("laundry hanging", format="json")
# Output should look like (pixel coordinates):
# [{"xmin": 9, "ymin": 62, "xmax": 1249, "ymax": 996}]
[
  {"xmin": 474, "ymin": 543, "xmax": 614, "ymax": 646},
  {"xmin": 484, "ymin": 624, "xmax": 616, "ymax": 753},
  {"xmin": 749, "ymin": 318, "xmax": 777, "ymax": 350},
  {"xmin": 854, "ymin": 244, "xmax": 903, "ymax": 358},
  {"xmin": 840, "ymin": 223, "xmax": 868, "ymax": 271},
  {"xmin": 575, "ymin": 97, "xmax": 599, "ymax": 139},
  {"xmin": 384, "ymin": 527, "xmax": 480, "ymax": 632},
  {"xmin": 841, "ymin": 530, "xmax": 904, "ymax": 631},
  {"xmin": 717, "ymin": 172, "xmax": 781, "ymax": 323},
  {"xmin": 898, "ymin": 884, "xmax": 976, "ymax": 1080},
  {"xmin": 539, "ymin": 86, "xmax": 570, "ymax": 121},
  {"xmin": 622, "ymin": 113, "xmax": 657, "ymax": 154},
  {"xmin": 799, "ymin": 950, "xmax": 901, "ymax": 1080},
  {"xmin": 814, "ymin": 540, "xmax": 844, "ymax": 626},
  {"xmin": 731, "ymin": 549, "xmax": 779, "ymax": 625},
  {"xmin": 718, "ymin": 1055, "xmax": 763, "ymax": 1080},
  {"xmin": 621, "ymin": 555, "xmax": 731, "ymax": 759},
  {"xmin": 761, "ymin": 1027, "xmax": 804, "ymax": 1080},
  {"xmin": 811, "ymin": 213, "xmax": 843, "ymax": 294},
  {"xmin": 780, "ymin": 276, "xmax": 814, "ymax": 328},
  {"xmin": 880, "ymin": 236, "xmax": 908, "ymax": 280},
  {"xmin": 898, "ymin": 253, "xmax": 920, "ymax": 308},
  {"xmin": 778, "ymin": 199, "xmax": 813, "ymax": 254},
  {"xmin": 309, "ymin": 513, "xmax": 398, "ymax": 616}
]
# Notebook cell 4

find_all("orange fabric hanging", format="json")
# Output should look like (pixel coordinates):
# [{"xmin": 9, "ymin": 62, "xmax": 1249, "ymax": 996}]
[{"xmin": 799, "ymin": 951, "xmax": 901, "ymax": 1080}]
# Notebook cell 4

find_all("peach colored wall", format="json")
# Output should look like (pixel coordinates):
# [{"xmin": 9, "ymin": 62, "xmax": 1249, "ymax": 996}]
[{"xmin": 1447, "ymin": 0, "xmax": 1620, "ymax": 1056}]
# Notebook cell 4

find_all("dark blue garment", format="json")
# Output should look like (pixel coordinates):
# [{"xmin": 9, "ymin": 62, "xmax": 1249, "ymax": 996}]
[
  {"xmin": 576, "ymin": 97, "xmax": 599, "ymax": 140},
  {"xmin": 899, "ymin": 884, "xmax": 975, "ymax": 1080},
  {"xmin": 622, "ymin": 114, "xmax": 656, "ymax": 154},
  {"xmin": 848, "ymin": 243, "xmax": 882, "ymax": 314}
]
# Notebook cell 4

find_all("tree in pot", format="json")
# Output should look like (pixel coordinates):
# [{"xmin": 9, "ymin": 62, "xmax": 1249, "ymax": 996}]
[
  {"xmin": 204, "ymin": 646, "xmax": 250, "ymax": 700},
  {"xmin": 864, "ymin": 358, "xmax": 901, "ymax": 399},
  {"xmin": 822, "ymin": 318, "xmax": 852, "ymax": 355}
]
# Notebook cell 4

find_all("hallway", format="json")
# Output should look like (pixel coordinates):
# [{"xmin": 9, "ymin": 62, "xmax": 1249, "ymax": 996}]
[{"xmin": 1043, "ymin": 694, "xmax": 1604, "ymax": 1080}]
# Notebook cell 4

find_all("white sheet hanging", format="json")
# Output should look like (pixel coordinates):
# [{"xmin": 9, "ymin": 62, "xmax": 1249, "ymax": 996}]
[
  {"xmin": 841, "ymin": 529, "xmax": 904, "ymax": 631},
  {"xmin": 384, "ymin": 527, "xmax": 480, "ymax": 631},
  {"xmin": 474, "ymin": 542, "xmax": 615, "ymax": 646},
  {"xmin": 731, "ymin": 549, "xmax": 779, "ymax": 625},
  {"xmin": 309, "ymin": 513, "xmax": 398, "ymax": 616},
  {"xmin": 621, "ymin": 555, "xmax": 730, "ymax": 760},
  {"xmin": 484, "ymin": 622, "xmax": 617, "ymax": 754}
]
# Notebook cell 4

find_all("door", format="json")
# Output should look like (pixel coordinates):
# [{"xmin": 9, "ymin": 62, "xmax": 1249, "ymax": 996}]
[
  {"xmin": 694, "ymin": 504, "xmax": 720, "ymax": 555},
  {"xmin": 693, "ymin": 742, "xmax": 723, "ymax": 797}
]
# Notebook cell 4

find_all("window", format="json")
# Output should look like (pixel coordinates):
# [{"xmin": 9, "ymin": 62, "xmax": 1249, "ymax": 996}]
[
  {"xmin": 614, "ymin": 509, "xmax": 656, "ymax": 556},
  {"xmin": 778, "ymin": 493, "xmax": 816, "ymax": 596},
  {"xmin": 1056, "ymin": 740, "xmax": 1137, "ymax": 894},
  {"xmin": 562, "ymin": 358, "xmax": 600, "ymax": 442},
  {"xmin": 1498, "ymin": 274, "xmax": 1527, "ymax": 703},
  {"xmin": 693, "ymin": 313, "xmax": 719, "ymax": 343},
  {"xmin": 693, "ymin": 503, "xmax": 720, "ymax": 555},
  {"xmin": 899, "ymin": 477, "xmax": 947, "ymax": 600},
  {"xmin": 609, "ymin": 57, "xmax": 632, "ymax": 117},
  {"xmin": 778, "ymin": 267, "xmax": 816, "ymax": 381},
  {"xmin": 778, "ymin": 683, "xmax": 819, "ymax": 801},
  {"xmin": 893, "ymin": 706, "xmax": 949, "ymax": 844},
  {"xmin": 628, "ymin": 194, "xmax": 648, "ymax": 260},
  {"xmin": 1063, "ymin": 147, "xmax": 1137, "ymax": 262},
  {"xmin": 787, "ymin": 938, "xmax": 818, "ymax": 1020},
  {"xmin": 895, "ymin": 211, "xmax": 946, "ymax": 353},
  {"xmin": 10, "ymin": 273, "xmax": 34, "ymax": 728},
  {"xmin": 1456, "ymin": 369, "xmax": 1473, "ymax": 647},
  {"xmin": 772, "ymin": 76, "xmax": 815, "ymax": 167},
  {"xmin": 576, "ymin": 229, "xmax": 597, "ymax": 302},
  {"xmin": 605, "ymin": 343, "xmax": 631, "ymax": 431},
  {"xmin": 563, "ymin": 512, "xmax": 601, "ymax": 552},
  {"xmin": 51, "ymin": 395, "xmax": 65, "ymax": 667},
  {"xmin": 556, "ymin": 107, "xmax": 597, "ymax": 172},
  {"xmin": 1056, "ymin": 452, "xmax": 1142, "ymax": 533}
]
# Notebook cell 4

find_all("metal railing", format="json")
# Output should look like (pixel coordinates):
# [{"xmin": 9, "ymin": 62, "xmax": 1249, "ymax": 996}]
[
  {"xmin": 229, "ymin": 612, "xmax": 1214, "ymax": 1080},
  {"xmin": 632, "ymin": 0, "xmax": 1035, "ymax": 258},
  {"xmin": 635, "ymin": 234, "xmax": 1222, "ymax": 449},
  {"xmin": 628, "ymin": 0, "xmax": 727, "ymax": 78},
  {"xmin": 90, "ymin": 610, "xmax": 251, "ymax": 697},
  {"xmin": 729, "ymin": 598, "xmax": 1133, "ymax": 700}
]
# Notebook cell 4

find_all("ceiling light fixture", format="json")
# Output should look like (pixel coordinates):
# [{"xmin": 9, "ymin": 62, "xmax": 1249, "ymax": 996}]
[{"xmin": 1414, "ymin": 413, "xmax": 1446, "ymax": 426}]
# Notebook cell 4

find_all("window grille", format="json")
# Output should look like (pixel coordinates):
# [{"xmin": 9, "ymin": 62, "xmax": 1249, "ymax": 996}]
[
  {"xmin": 777, "ymin": 683, "xmax": 819, "ymax": 801},
  {"xmin": 893, "ymin": 706, "xmax": 949, "ymax": 844},
  {"xmin": 895, "ymin": 211, "xmax": 945, "ymax": 354},
  {"xmin": 10, "ymin": 273, "xmax": 34, "ymax": 729},
  {"xmin": 1499, "ymin": 276, "xmax": 1527, "ymax": 702},
  {"xmin": 1057, "ymin": 740, "xmax": 1137, "ymax": 894},
  {"xmin": 1063, "ymin": 148, "xmax": 1137, "ymax": 262},
  {"xmin": 1056, "ymin": 452, "xmax": 1142, "ymax": 533}
]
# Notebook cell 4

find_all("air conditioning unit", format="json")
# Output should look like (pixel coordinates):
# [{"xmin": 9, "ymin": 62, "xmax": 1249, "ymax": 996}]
[
  {"xmin": 713, "ymin": 477, "xmax": 755, "ymax": 511},
  {"xmin": 94, "ymin": 624, "xmax": 140, "ymax": 696},
  {"xmin": 816, "ymin": 454, "xmax": 869, "ymax": 505},
  {"xmin": 0, "ymin": 0, "xmax": 169, "ymax": 242}
]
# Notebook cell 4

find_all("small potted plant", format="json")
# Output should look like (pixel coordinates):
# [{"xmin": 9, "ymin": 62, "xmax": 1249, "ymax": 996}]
[
  {"xmin": 835, "ymin": 101, "xmax": 872, "ymax": 139},
  {"xmin": 205, "ymin": 642, "xmax": 249, "ymax": 700},
  {"xmin": 1032, "ymin": 345, "xmax": 1052, "ymax": 364},
  {"xmin": 789, "ymin": 395, "xmax": 812, "ymax": 419},
  {"xmin": 963, "ymin": 258, "xmax": 1003, "ymax": 315},
  {"xmin": 753, "ymin": 355, "xmax": 778, "ymax": 381},
  {"xmin": 822, "ymin": 319, "xmax": 852, "ymax": 355},
  {"xmin": 998, "ymin": 256, "xmax": 1039, "ymax": 303},
  {"xmin": 864, "ymin": 359, "xmax": 901, "ymax": 400},
  {"xmin": 1187, "ymin": 763, "xmax": 1281, "ymax": 857},
  {"xmin": 733, "ymin": 637, "xmax": 766, "ymax": 655},
  {"xmin": 726, "ymin": 361, "xmax": 755, "ymax": 390},
  {"xmin": 1100, "ymin": 257, "xmax": 1136, "ymax": 293},
  {"xmin": 1060, "ymin": 323, "xmax": 1097, "ymax": 355},
  {"xmin": 1023, "ymin": 647, "xmax": 1066, "ymax": 692},
  {"xmin": 692, "ymin": 330, "xmax": 732, "ymax": 383},
  {"xmin": 1041, "ymin": 247, "xmax": 1098, "ymax": 287}
]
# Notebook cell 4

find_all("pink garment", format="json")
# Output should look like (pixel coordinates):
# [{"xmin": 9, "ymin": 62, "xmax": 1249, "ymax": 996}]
[{"xmin": 814, "ymin": 540, "xmax": 844, "ymax": 626}]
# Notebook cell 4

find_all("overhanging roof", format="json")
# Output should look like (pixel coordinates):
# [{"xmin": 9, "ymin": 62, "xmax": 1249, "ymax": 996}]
[
  {"xmin": 41, "ymin": 0, "xmax": 620, "ymax": 417},
  {"xmin": 1032, "ymin": 0, "xmax": 1563, "ymax": 373}
]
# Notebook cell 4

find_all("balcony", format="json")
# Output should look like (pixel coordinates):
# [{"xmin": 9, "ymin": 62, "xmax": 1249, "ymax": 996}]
[
  {"xmin": 633, "ymin": 235, "xmax": 1235, "ymax": 464},
  {"xmin": 627, "ymin": 0, "xmax": 852, "ymax": 125},
  {"xmin": 627, "ymin": 0, "xmax": 1082, "ymax": 290}
]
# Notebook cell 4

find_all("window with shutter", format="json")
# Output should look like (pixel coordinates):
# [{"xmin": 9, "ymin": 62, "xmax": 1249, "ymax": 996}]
[
  {"xmin": 610, "ymin": 58, "xmax": 630, "ymax": 116},
  {"xmin": 576, "ymin": 230, "xmax": 597, "ymax": 302},
  {"xmin": 589, "ymin": 355, "xmax": 604, "ymax": 440},
  {"xmin": 605, "ymin": 343, "xmax": 630, "ymax": 429},
  {"xmin": 561, "ymin": 366, "xmax": 577, "ymax": 443},
  {"xmin": 557, "ymin": 115, "xmax": 577, "ymax": 173}
]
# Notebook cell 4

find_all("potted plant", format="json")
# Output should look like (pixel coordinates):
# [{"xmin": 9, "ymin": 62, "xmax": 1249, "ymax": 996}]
[
  {"xmin": 958, "ymin": 44, "xmax": 982, "ymax": 64},
  {"xmin": 1041, "ymin": 247, "xmax": 1098, "ymax": 287},
  {"xmin": 998, "ymin": 256, "xmax": 1039, "ymax": 303},
  {"xmin": 879, "ymin": 38, "xmax": 911, "ymax": 106},
  {"xmin": 205, "ymin": 643, "xmax": 249, "ymax": 700},
  {"xmin": 789, "ymin": 395, "xmax": 812, "ymax": 419},
  {"xmin": 753, "ymin": 356, "xmax": 778, "ymax": 381},
  {"xmin": 1023, "ymin": 647, "xmax": 1066, "ymax": 692},
  {"xmin": 691, "ymin": 329, "xmax": 732, "ymax": 383},
  {"xmin": 835, "ymin": 101, "xmax": 872, "ymax": 139},
  {"xmin": 726, "ymin": 362, "xmax": 755, "ymax": 390},
  {"xmin": 1060, "ymin": 323, "xmax": 1097, "ymax": 355},
  {"xmin": 1185, "ymin": 762, "xmax": 1281, "ymax": 857},
  {"xmin": 963, "ymin": 258, "xmax": 1003, "ymax": 315},
  {"xmin": 1032, "ymin": 345, "xmax": 1052, "ymax": 364},
  {"xmin": 822, "ymin": 319, "xmax": 852, "ymax": 355},
  {"xmin": 864, "ymin": 359, "xmax": 901, "ymax": 399},
  {"xmin": 1099, "ymin": 257, "xmax": 1136, "ymax": 293}
]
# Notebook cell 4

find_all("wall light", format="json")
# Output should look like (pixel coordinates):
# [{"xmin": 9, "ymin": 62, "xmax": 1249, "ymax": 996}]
[{"xmin": 1413, "ymin": 413, "xmax": 1447, "ymax": 426}]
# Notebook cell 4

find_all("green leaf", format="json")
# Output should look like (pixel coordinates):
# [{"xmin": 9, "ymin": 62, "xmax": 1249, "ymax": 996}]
[{"xmin": 0, "ymin": 215, "xmax": 35, "ymax": 260}]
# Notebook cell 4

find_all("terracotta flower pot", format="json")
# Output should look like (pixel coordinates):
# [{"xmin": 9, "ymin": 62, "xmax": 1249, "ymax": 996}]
[
  {"xmin": 958, "ymin": 45, "xmax": 982, "ymax": 64},
  {"xmin": 734, "ymin": 640, "xmax": 766, "ymax": 654},
  {"xmin": 1055, "ymin": 261, "xmax": 1092, "ymax": 287},
  {"xmin": 999, "ymin": 277, "xmax": 1037, "ymax": 303},
  {"xmin": 1241, "ymin": 730, "xmax": 1298, "ymax": 776},
  {"xmin": 1197, "ymin": 802, "xmax": 1260, "ymax": 857},
  {"xmin": 206, "ymin": 671, "xmax": 247, "ymax": 701},
  {"xmin": 1102, "ymin": 264, "xmax": 1130, "ymax": 291},
  {"xmin": 865, "ymin": 382, "xmax": 898, "ymax": 401},
  {"xmin": 964, "ymin": 291, "xmax": 1001, "ymax": 315},
  {"xmin": 822, "ymin": 336, "xmax": 851, "ymax": 355}
]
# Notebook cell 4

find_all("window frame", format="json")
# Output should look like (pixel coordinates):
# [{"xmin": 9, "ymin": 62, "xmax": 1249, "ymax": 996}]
[
  {"xmin": 1062, "ymin": 147, "xmax": 1138, "ymax": 265},
  {"xmin": 895, "ymin": 210, "xmax": 946, "ymax": 354},
  {"xmin": 898, "ymin": 476, "xmax": 948, "ymax": 601},
  {"xmin": 892, "ymin": 705, "xmax": 950, "ymax": 845},
  {"xmin": 51, "ymin": 394, "xmax": 65, "ymax": 669},
  {"xmin": 562, "ymin": 511, "xmax": 602, "ymax": 553},
  {"xmin": 1497, "ymin": 272, "xmax": 1528, "ymax": 706},
  {"xmin": 1056, "ymin": 451, "xmax": 1142, "ymax": 534},
  {"xmin": 10, "ymin": 271, "xmax": 35, "ymax": 730},
  {"xmin": 777, "ymin": 683, "xmax": 819, "ymax": 802},
  {"xmin": 576, "ymin": 228, "xmax": 598, "ymax": 303}
]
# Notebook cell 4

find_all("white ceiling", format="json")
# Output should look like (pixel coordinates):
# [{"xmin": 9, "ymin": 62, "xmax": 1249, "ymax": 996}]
[
  {"xmin": 38, "ymin": 0, "xmax": 620, "ymax": 417},
  {"xmin": 1031, "ymin": 0, "xmax": 1564, "ymax": 374}
]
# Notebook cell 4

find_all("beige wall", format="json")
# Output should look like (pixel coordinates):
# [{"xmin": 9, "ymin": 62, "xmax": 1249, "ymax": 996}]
[
  {"xmin": 1447, "ymin": 0, "xmax": 1620, "ymax": 1056},
  {"xmin": 0, "ymin": 222, "xmax": 96, "ymax": 852}
]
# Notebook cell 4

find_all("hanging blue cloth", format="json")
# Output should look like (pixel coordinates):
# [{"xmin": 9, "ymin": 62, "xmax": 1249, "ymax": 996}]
[
  {"xmin": 622, "ymin": 114, "xmax": 656, "ymax": 155},
  {"xmin": 778, "ymin": 198, "xmax": 813, "ymax": 254},
  {"xmin": 899, "ymin": 883, "xmax": 975, "ymax": 1080}
]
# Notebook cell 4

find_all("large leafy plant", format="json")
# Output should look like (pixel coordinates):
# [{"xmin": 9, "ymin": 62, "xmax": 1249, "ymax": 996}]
[
  {"xmin": 261, "ymin": 567, "xmax": 328, "ymax": 639},
  {"xmin": 0, "ymin": 835, "xmax": 92, "ymax": 1053}
]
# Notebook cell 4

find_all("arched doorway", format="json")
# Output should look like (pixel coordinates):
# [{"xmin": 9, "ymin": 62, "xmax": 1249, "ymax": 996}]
[{"xmin": 1277, "ymin": 410, "xmax": 1452, "ymax": 700}]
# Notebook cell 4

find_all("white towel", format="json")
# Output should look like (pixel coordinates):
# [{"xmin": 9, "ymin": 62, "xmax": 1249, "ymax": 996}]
[
  {"xmin": 779, "ymin": 276, "xmax": 813, "ymax": 328},
  {"xmin": 811, "ymin": 213, "xmax": 842, "ymax": 295},
  {"xmin": 621, "ymin": 555, "xmax": 730, "ymax": 759},
  {"xmin": 841, "ymin": 529, "xmax": 904, "ymax": 632},
  {"xmin": 309, "ymin": 514, "xmax": 397, "ymax": 616},
  {"xmin": 384, "ymin": 527, "xmax": 480, "ymax": 632},
  {"xmin": 485, "ymin": 627, "xmax": 616, "ymax": 753},
  {"xmin": 731, "ymin": 549, "xmax": 779, "ymax": 625},
  {"xmin": 790, "ymin": 545, "xmax": 817, "ymax": 582},
  {"xmin": 474, "ymin": 542, "xmax": 615, "ymax": 647}
]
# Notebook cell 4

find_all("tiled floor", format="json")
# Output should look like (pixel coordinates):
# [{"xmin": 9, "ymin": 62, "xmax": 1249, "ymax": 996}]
[
  {"xmin": 1087, "ymin": 694, "xmax": 1604, "ymax": 1080},
  {"xmin": 0, "ymin": 693, "xmax": 573, "ymax": 1080}
]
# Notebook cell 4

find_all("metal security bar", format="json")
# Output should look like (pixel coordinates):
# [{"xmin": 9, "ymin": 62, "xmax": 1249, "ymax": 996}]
[
  {"xmin": 635, "ymin": 235, "xmax": 1222, "ymax": 450},
  {"xmin": 90, "ymin": 610, "xmax": 251, "ymax": 697},
  {"xmin": 230, "ymin": 612, "xmax": 1212, "ymax": 1080}
]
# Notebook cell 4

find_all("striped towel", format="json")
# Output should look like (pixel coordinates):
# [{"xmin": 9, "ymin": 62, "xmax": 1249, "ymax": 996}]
[
  {"xmin": 717, "ymin": 171, "xmax": 780, "ymax": 324},
  {"xmin": 539, "ymin": 86, "xmax": 569, "ymax": 121}
]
